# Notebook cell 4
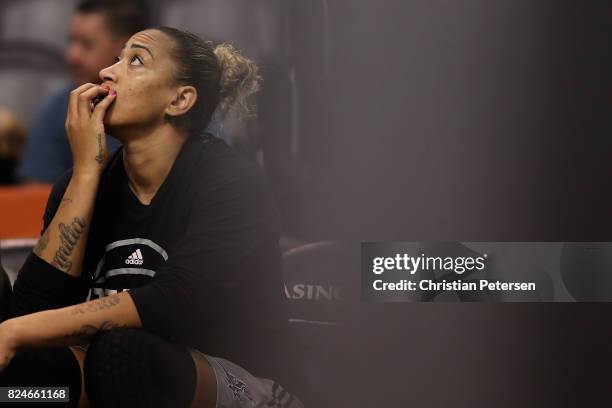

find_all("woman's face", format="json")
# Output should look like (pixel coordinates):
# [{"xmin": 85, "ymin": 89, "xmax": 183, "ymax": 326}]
[{"xmin": 98, "ymin": 29, "xmax": 183, "ymax": 132}]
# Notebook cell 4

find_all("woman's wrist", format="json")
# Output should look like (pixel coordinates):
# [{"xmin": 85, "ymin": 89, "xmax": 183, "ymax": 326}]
[
  {"xmin": 0, "ymin": 318, "xmax": 23, "ymax": 351},
  {"xmin": 71, "ymin": 168, "xmax": 102, "ymax": 185}
]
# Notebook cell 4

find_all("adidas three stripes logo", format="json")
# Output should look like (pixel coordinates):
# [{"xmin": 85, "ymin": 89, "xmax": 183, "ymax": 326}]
[{"xmin": 125, "ymin": 249, "xmax": 144, "ymax": 265}]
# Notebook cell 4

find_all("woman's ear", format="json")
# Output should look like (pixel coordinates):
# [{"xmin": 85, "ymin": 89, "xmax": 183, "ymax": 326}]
[{"xmin": 165, "ymin": 85, "xmax": 197, "ymax": 118}]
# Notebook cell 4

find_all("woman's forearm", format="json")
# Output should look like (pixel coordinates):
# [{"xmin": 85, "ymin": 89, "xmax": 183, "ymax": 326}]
[
  {"xmin": 33, "ymin": 173, "xmax": 100, "ymax": 277},
  {"xmin": 32, "ymin": 82, "xmax": 116, "ymax": 278},
  {"xmin": 4, "ymin": 292, "xmax": 142, "ymax": 348}
]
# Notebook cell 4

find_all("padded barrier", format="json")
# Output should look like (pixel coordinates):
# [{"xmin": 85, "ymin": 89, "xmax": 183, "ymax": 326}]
[{"xmin": 282, "ymin": 241, "xmax": 359, "ymax": 407}]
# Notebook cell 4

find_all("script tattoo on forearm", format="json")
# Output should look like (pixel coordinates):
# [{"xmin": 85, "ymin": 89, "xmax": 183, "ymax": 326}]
[
  {"xmin": 52, "ymin": 217, "xmax": 86, "ymax": 272},
  {"xmin": 70, "ymin": 294, "xmax": 121, "ymax": 315},
  {"xmin": 33, "ymin": 228, "xmax": 50, "ymax": 256},
  {"xmin": 63, "ymin": 320, "xmax": 127, "ymax": 345},
  {"xmin": 95, "ymin": 133, "xmax": 105, "ymax": 165}
]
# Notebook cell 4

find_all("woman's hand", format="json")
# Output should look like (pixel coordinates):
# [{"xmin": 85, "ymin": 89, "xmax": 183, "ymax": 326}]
[
  {"xmin": 0, "ymin": 320, "xmax": 18, "ymax": 374},
  {"xmin": 65, "ymin": 83, "xmax": 116, "ymax": 178}
]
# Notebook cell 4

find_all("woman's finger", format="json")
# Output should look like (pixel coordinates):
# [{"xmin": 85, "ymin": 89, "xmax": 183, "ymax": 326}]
[
  {"xmin": 92, "ymin": 91, "xmax": 117, "ymax": 121},
  {"xmin": 77, "ymin": 85, "xmax": 109, "ymax": 117},
  {"xmin": 68, "ymin": 83, "xmax": 97, "ymax": 118}
]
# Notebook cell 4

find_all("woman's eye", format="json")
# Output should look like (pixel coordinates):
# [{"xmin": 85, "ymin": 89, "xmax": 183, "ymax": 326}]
[{"xmin": 130, "ymin": 56, "xmax": 143, "ymax": 66}]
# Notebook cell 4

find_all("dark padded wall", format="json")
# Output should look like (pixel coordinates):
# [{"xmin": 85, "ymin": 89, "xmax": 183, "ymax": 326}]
[
  {"xmin": 282, "ymin": 0, "xmax": 612, "ymax": 241},
  {"xmin": 279, "ymin": 1, "xmax": 612, "ymax": 406}
]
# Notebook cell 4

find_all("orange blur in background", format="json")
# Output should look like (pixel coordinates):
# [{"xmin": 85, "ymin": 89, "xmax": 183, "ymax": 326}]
[{"xmin": 0, "ymin": 184, "xmax": 51, "ymax": 239}]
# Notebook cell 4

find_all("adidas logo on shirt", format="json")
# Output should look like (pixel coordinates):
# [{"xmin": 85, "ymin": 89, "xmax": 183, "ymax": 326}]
[{"xmin": 125, "ymin": 249, "xmax": 144, "ymax": 265}]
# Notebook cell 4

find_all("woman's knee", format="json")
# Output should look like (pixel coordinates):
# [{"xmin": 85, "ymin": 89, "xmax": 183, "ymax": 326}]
[
  {"xmin": 84, "ymin": 327, "xmax": 152, "ymax": 384},
  {"xmin": 84, "ymin": 328, "xmax": 197, "ymax": 408},
  {"xmin": 84, "ymin": 328, "xmax": 156, "ymax": 407}
]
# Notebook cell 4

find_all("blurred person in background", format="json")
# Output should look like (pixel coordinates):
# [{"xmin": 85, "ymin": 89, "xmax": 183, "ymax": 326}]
[
  {"xmin": 16, "ymin": 0, "xmax": 149, "ymax": 183},
  {"xmin": 0, "ymin": 107, "xmax": 26, "ymax": 184}
]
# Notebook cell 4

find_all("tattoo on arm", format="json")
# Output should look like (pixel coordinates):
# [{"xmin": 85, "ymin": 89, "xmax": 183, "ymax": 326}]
[
  {"xmin": 62, "ymin": 320, "xmax": 127, "ymax": 345},
  {"xmin": 70, "ymin": 294, "xmax": 121, "ymax": 315},
  {"xmin": 33, "ymin": 229, "xmax": 50, "ymax": 256},
  {"xmin": 33, "ymin": 198, "xmax": 74, "ymax": 257},
  {"xmin": 95, "ymin": 133, "xmax": 105, "ymax": 165},
  {"xmin": 52, "ymin": 217, "xmax": 86, "ymax": 272}
]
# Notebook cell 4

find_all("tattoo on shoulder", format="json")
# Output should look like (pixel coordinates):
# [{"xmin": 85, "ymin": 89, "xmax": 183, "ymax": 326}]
[
  {"xmin": 70, "ymin": 294, "xmax": 121, "ymax": 315},
  {"xmin": 33, "ymin": 228, "xmax": 50, "ymax": 256},
  {"xmin": 52, "ymin": 217, "xmax": 86, "ymax": 272}
]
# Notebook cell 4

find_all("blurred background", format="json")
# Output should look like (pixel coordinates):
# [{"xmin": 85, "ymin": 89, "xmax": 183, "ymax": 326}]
[
  {"xmin": 1, "ymin": 0, "xmax": 612, "ymax": 241},
  {"xmin": 1, "ymin": 0, "xmax": 612, "ymax": 406}
]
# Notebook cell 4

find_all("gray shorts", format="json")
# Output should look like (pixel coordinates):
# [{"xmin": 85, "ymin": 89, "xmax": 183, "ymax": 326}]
[
  {"xmin": 74, "ymin": 344, "xmax": 302, "ymax": 407},
  {"xmin": 200, "ymin": 353, "xmax": 305, "ymax": 408}
]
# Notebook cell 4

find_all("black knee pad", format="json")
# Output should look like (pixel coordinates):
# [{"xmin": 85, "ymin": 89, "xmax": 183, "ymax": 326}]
[
  {"xmin": 0, "ymin": 347, "xmax": 81, "ymax": 408},
  {"xmin": 84, "ymin": 328, "xmax": 195, "ymax": 408}
]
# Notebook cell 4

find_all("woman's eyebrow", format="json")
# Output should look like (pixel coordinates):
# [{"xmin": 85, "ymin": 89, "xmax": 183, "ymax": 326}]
[{"xmin": 130, "ymin": 43, "xmax": 154, "ymax": 59}]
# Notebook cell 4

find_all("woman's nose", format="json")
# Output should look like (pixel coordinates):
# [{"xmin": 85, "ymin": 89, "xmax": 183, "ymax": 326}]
[{"xmin": 98, "ymin": 64, "xmax": 117, "ymax": 84}]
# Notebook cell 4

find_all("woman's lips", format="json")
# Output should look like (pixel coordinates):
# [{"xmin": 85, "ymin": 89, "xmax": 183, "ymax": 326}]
[{"xmin": 92, "ymin": 86, "xmax": 116, "ymax": 107}]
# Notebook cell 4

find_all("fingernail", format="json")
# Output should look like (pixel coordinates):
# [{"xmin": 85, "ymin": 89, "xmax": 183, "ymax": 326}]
[
  {"xmin": 110, "ymin": 90, "xmax": 117, "ymax": 96},
  {"xmin": 100, "ymin": 85, "xmax": 109, "ymax": 91}
]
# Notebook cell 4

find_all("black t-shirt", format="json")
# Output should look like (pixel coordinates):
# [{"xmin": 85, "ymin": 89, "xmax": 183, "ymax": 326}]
[{"xmin": 34, "ymin": 133, "xmax": 289, "ymax": 380}]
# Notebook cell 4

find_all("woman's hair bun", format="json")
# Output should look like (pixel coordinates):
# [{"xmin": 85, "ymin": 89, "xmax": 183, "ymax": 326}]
[{"xmin": 214, "ymin": 43, "xmax": 261, "ymax": 118}]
